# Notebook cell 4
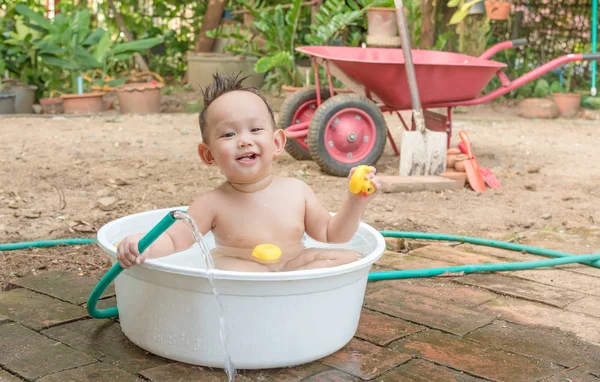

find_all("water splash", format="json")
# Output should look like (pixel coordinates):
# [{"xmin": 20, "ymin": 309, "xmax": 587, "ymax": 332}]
[{"xmin": 172, "ymin": 210, "xmax": 236, "ymax": 382}]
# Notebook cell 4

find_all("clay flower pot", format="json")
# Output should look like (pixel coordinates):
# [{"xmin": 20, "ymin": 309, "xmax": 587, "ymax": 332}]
[
  {"xmin": 116, "ymin": 81, "xmax": 164, "ymax": 114},
  {"xmin": 61, "ymin": 92, "xmax": 107, "ymax": 114},
  {"xmin": 367, "ymin": 8, "xmax": 398, "ymax": 37},
  {"xmin": 552, "ymin": 93, "xmax": 581, "ymax": 119},
  {"xmin": 485, "ymin": 0, "xmax": 512, "ymax": 20},
  {"xmin": 39, "ymin": 97, "xmax": 64, "ymax": 114},
  {"xmin": 366, "ymin": 7, "xmax": 401, "ymax": 47},
  {"xmin": 446, "ymin": 148, "xmax": 461, "ymax": 169}
]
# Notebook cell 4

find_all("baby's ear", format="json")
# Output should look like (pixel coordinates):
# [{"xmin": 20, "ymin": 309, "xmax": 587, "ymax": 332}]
[
  {"xmin": 198, "ymin": 143, "xmax": 215, "ymax": 165},
  {"xmin": 272, "ymin": 128, "xmax": 286, "ymax": 156}
]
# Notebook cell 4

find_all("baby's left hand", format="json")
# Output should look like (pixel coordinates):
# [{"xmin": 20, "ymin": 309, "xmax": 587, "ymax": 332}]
[{"xmin": 348, "ymin": 165, "xmax": 381, "ymax": 202}]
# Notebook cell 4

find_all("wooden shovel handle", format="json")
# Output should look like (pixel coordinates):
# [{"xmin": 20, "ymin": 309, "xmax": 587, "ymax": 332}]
[{"xmin": 394, "ymin": 0, "xmax": 425, "ymax": 133}]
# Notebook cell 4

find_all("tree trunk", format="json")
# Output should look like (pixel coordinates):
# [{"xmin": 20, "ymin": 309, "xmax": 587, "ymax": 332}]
[
  {"xmin": 311, "ymin": 0, "xmax": 321, "ymax": 25},
  {"xmin": 106, "ymin": 0, "xmax": 150, "ymax": 72},
  {"xmin": 439, "ymin": 1, "xmax": 456, "ymax": 51},
  {"xmin": 419, "ymin": 0, "xmax": 436, "ymax": 49},
  {"xmin": 195, "ymin": 0, "xmax": 227, "ymax": 53}
]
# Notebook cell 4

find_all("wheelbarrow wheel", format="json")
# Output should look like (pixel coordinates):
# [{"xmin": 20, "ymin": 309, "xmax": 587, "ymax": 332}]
[
  {"xmin": 278, "ymin": 87, "xmax": 333, "ymax": 161},
  {"xmin": 308, "ymin": 94, "xmax": 387, "ymax": 177}
]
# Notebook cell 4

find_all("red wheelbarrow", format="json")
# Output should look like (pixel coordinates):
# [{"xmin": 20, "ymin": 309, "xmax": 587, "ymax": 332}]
[{"xmin": 280, "ymin": 39, "xmax": 600, "ymax": 176}]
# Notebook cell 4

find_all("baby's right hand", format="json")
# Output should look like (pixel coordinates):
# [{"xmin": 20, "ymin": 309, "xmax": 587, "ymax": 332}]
[{"xmin": 117, "ymin": 234, "xmax": 145, "ymax": 268}]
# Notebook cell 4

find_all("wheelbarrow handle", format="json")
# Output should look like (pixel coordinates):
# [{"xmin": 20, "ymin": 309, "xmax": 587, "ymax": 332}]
[
  {"xmin": 479, "ymin": 38, "xmax": 528, "ymax": 60},
  {"xmin": 86, "ymin": 211, "xmax": 180, "ymax": 319},
  {"xmin": 428, "ymin": 53, "xmax": 595, "ymax": 108},
  {"xmin": 582, "ymin": 52, "xmax": 600, "ymax": 61},
  {"xmin": 511, "ymin": 38, "xmax": 527, "ymax": 48}
]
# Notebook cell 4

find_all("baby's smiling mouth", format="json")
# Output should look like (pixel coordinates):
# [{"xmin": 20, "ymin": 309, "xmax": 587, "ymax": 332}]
[{"xmin": 236, "ymin": 153, "xmax": 258, "ymax": 162}]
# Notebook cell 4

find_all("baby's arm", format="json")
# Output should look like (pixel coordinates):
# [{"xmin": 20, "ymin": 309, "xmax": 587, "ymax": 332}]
[
  {"xmin": 117, "ymin": 193, "xmax": 215, "ymax": 268},
  {"xmin": 303, "ymin": 166, "xmax": 380, "ymax": 244}
]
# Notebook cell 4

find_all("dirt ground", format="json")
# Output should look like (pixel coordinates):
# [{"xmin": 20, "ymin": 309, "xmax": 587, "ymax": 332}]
[{"xmin": 1, "ymin": 97, "xmax": 600, "ymax": 289}]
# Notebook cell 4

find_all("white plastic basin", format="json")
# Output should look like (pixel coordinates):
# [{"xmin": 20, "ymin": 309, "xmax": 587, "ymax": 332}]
[{"xmin": 96, "ymin": 206, "xmax": 385, "ymax": 369}]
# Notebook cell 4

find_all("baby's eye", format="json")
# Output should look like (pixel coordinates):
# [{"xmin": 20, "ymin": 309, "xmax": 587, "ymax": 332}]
[
  {"xmin": 220, "ymin": 132, "xmax": 235, "ymax": 138},
  {"xmin": 251, "ymin": 127, "xmax": 264, "ymax": 132}
]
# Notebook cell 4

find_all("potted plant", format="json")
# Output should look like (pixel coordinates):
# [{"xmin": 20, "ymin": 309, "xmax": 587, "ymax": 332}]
[
  {"xmin": 551, "ymin": 64, "xmax": 581, "ymax": 119},
  {"xmin": 39, "ymin": 89, "xmax": 65, "ymax": 114},
  {"xmin": 192, "ymin": 15, "xmax": 265, "ymax": 94},
  {"xmin": 209, "ymin": 0, "xmax": 305, "ymax": 94},
  {"xmin": 208, "ymin": 0, "xmax": 384, "ymax": 95},
  {"xmin": 0, "ymin": 18, "xmax": 44, "ymax": 113},
  {"xmin": 516, "ymin": 78, "xmax": 560, "ymax": 119},
  {"xmin": 113, "ymin": 72, "xmax": 165, "ymax": 114},
  {"xmin": 15, "ymin": 5, "xmax": 163, "ymax": 114},
  {"xmin": 15, "ymin": 5, "xmax": 105, "ymax": 113},
  {"xmin": 86, "ymin": 32, "xmax": 165, "ymax": 114}
]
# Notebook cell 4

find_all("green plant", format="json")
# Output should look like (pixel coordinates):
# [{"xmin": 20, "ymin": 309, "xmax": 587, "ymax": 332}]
[
  {"xmin": 447, "ymin": 0, "xmax": 484, "ymax": 25},
  {"xmin": 550, "ymin": 63, "xmax": 575, "ymax": 94},
  {"xmin": 306, "ymin": 0, "xmax": 385, "ymax": 46},
  {"xmin": 208, "ymin": 0, "xmax": 388, "ymax": 91},
  {"xmin": 15, "ymin": 4, "xmax": 162, "ymax": 94},
  {"xmin": 1, "ymin": 18, "xmax": 45, "ymax": 85},
  {"xmin": 56, "ymin": 0, "xmax": 208, "ymax": 81},
  {"xmin": 533, "ymin": 78, "xmax": 550, "ymax": 98},
  {"xmin": 206, "ymin": 0, "xmax": 305, "ymax": 89}
]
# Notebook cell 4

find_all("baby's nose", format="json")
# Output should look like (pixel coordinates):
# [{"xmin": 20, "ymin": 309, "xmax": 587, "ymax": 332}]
[{"xmin": 237, "ymin": 138, "xmax": 253, "ymax": 147}]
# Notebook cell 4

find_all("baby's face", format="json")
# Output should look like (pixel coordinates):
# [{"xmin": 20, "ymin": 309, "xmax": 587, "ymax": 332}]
[{"xmin": 199, "ymin": 90, "xmax": 285, "ymax": 183}]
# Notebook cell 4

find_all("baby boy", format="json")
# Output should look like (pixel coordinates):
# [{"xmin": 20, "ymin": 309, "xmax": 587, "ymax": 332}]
[{"xmin": 117, "ymin": 72, "xmax": 380, "ymax": 272}]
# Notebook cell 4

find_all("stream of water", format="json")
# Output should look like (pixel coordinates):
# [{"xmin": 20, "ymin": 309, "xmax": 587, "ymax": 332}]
[{"xmin": 172, "ymin": 210, "xmax": 236, "ymax": 381}]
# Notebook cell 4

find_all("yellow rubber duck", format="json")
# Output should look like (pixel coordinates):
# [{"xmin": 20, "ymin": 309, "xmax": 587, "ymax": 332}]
[
  {"xmin": 252, "ymin": 244, "xmax": 282, "ymax": 263},
  {"xmin": 348, "ymin": 165, "xmax": 375, "ymax": 197}
]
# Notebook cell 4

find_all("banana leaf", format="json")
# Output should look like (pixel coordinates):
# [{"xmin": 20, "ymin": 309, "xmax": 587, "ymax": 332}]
[
  {"xmin": 74, "ymin": 9, "xmax": 91, "ymax": 44},
  {"xmin": 255, "ymin": 51, "xmax": 293, "ymax": 74},
  {"xmin": 83, "ymin": 28, "xmax": 106, "ymax": 46},
  {"xmin": 92, "ymin": 33, "xmax": 112, "ymax": 61},
  {"xmin": 15, "ymin": 4, "xmax": 56, "ymax": 33},
  {"xmin": 74, "ymin": 45, "xmax": 100, "ymax": 69},
  {"xmin": 111, "ymin": 37, "xmax": 164, "ymax": 55},
  {"xmin": 39, "ymin": 55, "xmax": 80, "ymax": 70}
]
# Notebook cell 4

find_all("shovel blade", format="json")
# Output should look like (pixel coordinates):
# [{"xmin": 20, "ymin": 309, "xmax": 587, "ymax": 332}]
[
  {"xmin": 399, "ymin": 130, "xmax": 447, "ymax": 176},
  {"xmin": 464, "ymin": 161, "xmax": 486, "ymax": 192}
]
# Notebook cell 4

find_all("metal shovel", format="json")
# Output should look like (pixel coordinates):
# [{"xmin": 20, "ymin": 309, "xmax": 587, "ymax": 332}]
[{"xmin": 394, "ymin": 0, "xmax": 447, "ymax": 176}]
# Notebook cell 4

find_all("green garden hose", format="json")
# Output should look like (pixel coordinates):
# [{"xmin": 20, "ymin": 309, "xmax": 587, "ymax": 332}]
[
  {"xmin": 380, "ymin": 231, "xmax": 600, "ymax": 268},
  {"xmin": 368, "ymin": 253, "xmax": 600, "ymax": 281},
  {"xmin": 85, "ymin": 210, "xmax": 180, "ymax": 318},
  {"xmin": 0, "ymin": 238, "xmax": 97, "ymax": 251},
  {"xmin": 1, "ymin": 219, "xmax": 599, "ymax": 319}
]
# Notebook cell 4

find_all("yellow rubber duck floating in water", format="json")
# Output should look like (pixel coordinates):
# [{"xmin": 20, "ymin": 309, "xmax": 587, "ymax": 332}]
[
  {"xmin": 348, "ymin": 165, "xmax": 375, "ymax": 197},
  {"xmin": 252, "ymin": 243, "xmax": 282, "ymax": 263}
]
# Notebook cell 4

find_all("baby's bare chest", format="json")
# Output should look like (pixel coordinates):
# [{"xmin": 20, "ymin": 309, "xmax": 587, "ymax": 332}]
[{"xmin": 211, "ymin": 192, "xmax": 305, "ymax": 245}]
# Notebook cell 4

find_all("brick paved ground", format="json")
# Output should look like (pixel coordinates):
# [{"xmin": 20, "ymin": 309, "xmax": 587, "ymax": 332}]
[{"xmin": 1, "ymin": 231, "xmax": 600, "ymax": 381}]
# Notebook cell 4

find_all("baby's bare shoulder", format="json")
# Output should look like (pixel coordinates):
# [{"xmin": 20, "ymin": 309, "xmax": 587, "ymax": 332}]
[
  {"xmin": 188, "ymin": 187, "xmax": 224, "ymax": 209},
  {"xmin": 274, "ymin": 176, "xmax": 310, "ymax": 192}
]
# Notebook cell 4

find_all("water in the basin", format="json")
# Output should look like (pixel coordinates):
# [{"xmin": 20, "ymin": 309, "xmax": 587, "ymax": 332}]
[{"xmin": 172, "ymin": 210, "xmax": 236, "ymax": 382}]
